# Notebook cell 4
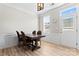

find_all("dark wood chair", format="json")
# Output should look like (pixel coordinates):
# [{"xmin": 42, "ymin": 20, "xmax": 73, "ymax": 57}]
[
  {"xmin": 21, "ymin": 31, "xmax": 34, "ymax": 50},
  {"xmin": 32, "ymin": 30, "xmax": 36, "ymax": 35},
  {"xmin": 37, "ymin": 30, "xmax": 42, "ymax": 46},
  {"xmin": 21, "ymin": 31, "xmax": 29, "ymax": 46},
  {"xmin": 37, "ymin": 30, "xmax": 42, "ymax": 35},
  {"xmin": 16, "ymin": 31, "xmax": 23, "ymax": 47}
]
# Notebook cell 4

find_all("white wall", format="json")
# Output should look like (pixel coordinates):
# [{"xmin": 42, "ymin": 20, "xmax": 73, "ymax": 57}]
[
  {"xmin": 0, "ymin": 4, "xmax": 38, "ymax": 49},
  {"xmin": 0, "ymin": 4, "xmax": 38, "ymax": 34}
]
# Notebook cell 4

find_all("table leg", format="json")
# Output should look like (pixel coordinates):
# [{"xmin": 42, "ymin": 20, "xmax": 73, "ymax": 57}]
[{"xmin": 35, "ymin": 40, "xmax": 40, "ymax": 49}]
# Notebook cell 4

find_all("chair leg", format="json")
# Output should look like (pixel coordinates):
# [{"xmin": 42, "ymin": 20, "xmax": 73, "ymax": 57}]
[
  {"xmin": 37, "ymin": 39, "xmax": 41, "ymax": 47},
  {"xmin": 18, "ymin": 42, "xmax": 21, "ymax": 47}
]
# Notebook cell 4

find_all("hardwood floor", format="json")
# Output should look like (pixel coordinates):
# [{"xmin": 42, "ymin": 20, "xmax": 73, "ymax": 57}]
[{"xmin": 0, "ymin": 41, "xmax": 79, "ymax": 56}]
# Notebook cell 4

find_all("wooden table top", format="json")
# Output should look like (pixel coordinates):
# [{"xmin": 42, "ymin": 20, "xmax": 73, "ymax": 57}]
[{"xmin": 26, "ymin": 34, "xmax": 45, "ymax": 39}]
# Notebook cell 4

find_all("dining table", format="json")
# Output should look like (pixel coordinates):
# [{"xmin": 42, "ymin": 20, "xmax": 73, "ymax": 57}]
[{"xmin": 26, "ymin": 34, "xmax": 45, "ymax": 51}]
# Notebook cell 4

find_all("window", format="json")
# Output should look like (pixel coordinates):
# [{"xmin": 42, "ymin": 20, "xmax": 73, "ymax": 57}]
[
  {"xmin": 60, "ymin": 6, "xmax": 76, "ymax": 30},
  {"xmin": 63, "ymin": 17, "xmax": 73, "ymax": 29}
]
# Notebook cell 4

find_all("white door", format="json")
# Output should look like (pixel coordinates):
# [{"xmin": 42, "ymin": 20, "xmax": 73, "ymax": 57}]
[
  {"xmin": 43, "ymin": 16, "xmax": 51, "ymax": 42},
  {"xmin": 60, "ymin": 7, "xmax": 77, "ymax": 48},
  {"xmin": 76, "ymin": 6, "xmax": 79, "ymax": 49}
]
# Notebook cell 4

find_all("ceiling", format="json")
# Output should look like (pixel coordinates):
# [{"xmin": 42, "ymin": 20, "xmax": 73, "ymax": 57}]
[{"xmin": 2, "ymin": 3, "xmax": 64, "ymax": 14}]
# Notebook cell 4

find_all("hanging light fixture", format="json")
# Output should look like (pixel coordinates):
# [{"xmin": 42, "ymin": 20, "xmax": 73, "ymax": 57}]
[{"xmin": 37, "ymin": 3, "xmax": 44, "ymax": 11}]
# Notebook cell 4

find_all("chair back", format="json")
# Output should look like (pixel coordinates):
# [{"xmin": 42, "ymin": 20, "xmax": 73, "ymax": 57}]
[
  {"xmin": 16, "ymin": 31, "xmax": 21, "ymax": 40},
  {"xmin": 37, "ymin": 30, "xmax": 42, "ymax": 35},
  {"xmin": 21, "ymin": 31, "xmax": 28, "ymax": 40},
  {"xmin": 32, "ymin": 30, "xmax": 36, "ymax": 35},
  {"xmin": 21, "ymin": 31, "xmax": 26, "ymax": 37},
  {"xmin": 21, "ymin": 31, "xmax": 31, "ymax": 46}
]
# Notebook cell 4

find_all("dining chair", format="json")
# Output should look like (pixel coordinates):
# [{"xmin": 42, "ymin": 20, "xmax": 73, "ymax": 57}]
[
  {"xmin": 32, "ymin": 30, "xmax": 36, "ymax": 35},
  {"xmin": 37, "ymin": 30, "xmax": 42, "ymax": 35},
  {"xmin": 37, "ymin": 30, "xmax": 42, "ymax": 46},
  {"xmin": 21, "ymin": 31, "xmax": 33, "ymax": 50},
  {"xmin": 16, "ymin": 31, "xmax": 23, "ymax": 47}
]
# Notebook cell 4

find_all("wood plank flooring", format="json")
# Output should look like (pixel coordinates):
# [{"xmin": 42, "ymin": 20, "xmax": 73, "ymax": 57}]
[{"xmin": 0, "ymin": 41, "xmax": 79, "ymax": 56}]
